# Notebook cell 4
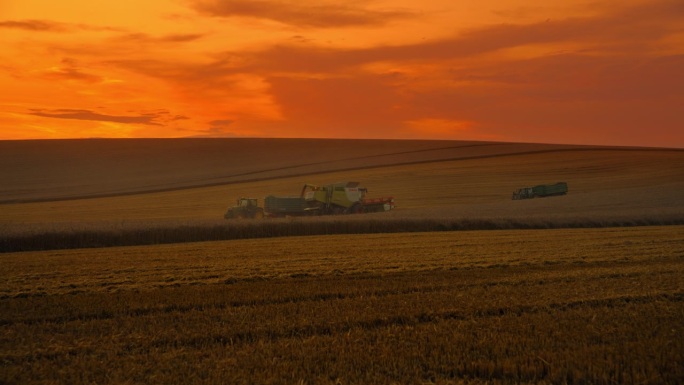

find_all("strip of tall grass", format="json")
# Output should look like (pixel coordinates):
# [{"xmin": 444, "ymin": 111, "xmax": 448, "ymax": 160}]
[{"xmin": 2, "ymin": 213, "xmax": 684, "ymax": 253}]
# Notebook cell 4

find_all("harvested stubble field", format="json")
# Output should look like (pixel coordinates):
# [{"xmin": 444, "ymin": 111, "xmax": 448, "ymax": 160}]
[
  {"xmin": 1, "ymin": 139, "xmax": 683, "ymax": 384},
  {"xmin": 1, "ymin": 227, "xmax": 683, "ymax": 384}
]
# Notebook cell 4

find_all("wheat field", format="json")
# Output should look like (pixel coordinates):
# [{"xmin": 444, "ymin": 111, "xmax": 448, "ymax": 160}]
[{"xmin": 1, "ymin": 139, "xmax": 683, "ymax": 384}]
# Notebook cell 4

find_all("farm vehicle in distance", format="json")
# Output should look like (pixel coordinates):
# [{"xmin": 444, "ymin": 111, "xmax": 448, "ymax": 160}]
[
  {"xmin": 224, "ymin": 182, "xmax": 395, "ymax": 219},
  {"xmin": 265, "ymin": 182, "xmax": 395, "ymax": 217},
  {"xmin": 512, "ymin": 182, "xmax": 568, "ymax": 200},
  {"xmin": 224, "ymin": 198, "xmax": 265, "ymax": 219}
]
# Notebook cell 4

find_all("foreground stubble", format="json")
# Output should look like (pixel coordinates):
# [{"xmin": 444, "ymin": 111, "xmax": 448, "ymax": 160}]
[{"xmin": 1, "ymin": 226, "xmax": 683, "ymax": 384}]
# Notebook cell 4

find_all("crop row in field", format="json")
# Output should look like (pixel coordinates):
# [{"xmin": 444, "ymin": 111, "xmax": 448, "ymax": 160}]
[
  {"xmin": 3, "ymin": 277, "xmax": 682, "ymax": 384},
  {"xmin": 2, "ymin": 212, "xmax": 683, "ymax": 253},
  {"xmin": 1, "ymin": 227, "xmax": 682, "ymax": 384},
  {"xmin": 2, "ymin": 226, "xmax": 682, "ymax": 297}
]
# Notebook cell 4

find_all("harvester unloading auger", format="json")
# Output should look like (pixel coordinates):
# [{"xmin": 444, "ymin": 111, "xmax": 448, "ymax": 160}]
[{"xmin": 224, "ymin": 182, "xmax": 395, "ymax": 219}]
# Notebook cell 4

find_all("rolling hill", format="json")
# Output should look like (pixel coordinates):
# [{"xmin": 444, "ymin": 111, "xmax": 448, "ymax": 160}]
[
  {"xmin": 1, "ymin": 138, "xmax": 682, "ymax": 234},
  {"xmin": 2, "ymin": 138, "xmax": 610, "ymax": 203}
]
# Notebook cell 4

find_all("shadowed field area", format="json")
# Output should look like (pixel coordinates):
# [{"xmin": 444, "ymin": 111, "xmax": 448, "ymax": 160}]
[{"xmin": 1, "ymin": 227, "xmax": 682, "ymax": 384}]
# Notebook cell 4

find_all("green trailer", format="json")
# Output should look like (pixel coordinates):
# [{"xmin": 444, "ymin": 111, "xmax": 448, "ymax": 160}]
[
  {"xmin": 512, "ymin": 182, "xmax": 568, "ymax": 200},
  {"xmin": 264, "ymin": 196, "xmax": 312, "ymax": 216}
]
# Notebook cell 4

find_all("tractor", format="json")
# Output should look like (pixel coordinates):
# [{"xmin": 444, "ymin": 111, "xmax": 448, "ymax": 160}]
[{"xmin": 224, "ymin": 198, "xmax": 264, "ymax": 219}]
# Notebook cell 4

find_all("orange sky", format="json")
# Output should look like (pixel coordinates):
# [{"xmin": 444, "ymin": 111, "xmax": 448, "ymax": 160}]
[{"xmin": 1, "ymin": 0, "xmax": 683, "ymax": 147}]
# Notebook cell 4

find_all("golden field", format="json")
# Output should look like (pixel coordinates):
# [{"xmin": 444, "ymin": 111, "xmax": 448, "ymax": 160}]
[
  {"xmin": 1, "ymin": 138, "xmax": 683, "ymax": 384},
  {"xmin": 1, "ymin": 227, "xmax": 683, "ymax": 384}
]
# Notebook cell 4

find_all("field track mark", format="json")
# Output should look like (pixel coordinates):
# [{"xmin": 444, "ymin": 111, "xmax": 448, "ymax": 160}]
[
  {"xmin": 3, "ymin": 146, "xmax": 680, "ymax": 204},
  {"xmin": 115, "ymin": 292, "xmax": 684, "ymax": 349},
  {"xmin": 0, "ymin": 284, "xmax": 452, "ymax": 326},
  {"xmin": 167, "ymin": 143, "xmax": 505, "ymax": 185},
  {"xmin": 3, "ymin": 261, "xmax": 679, "ymax": 325},
  {"xmin": 1, "ymin": 142, "xmax": 495, "ymax": 204},
  {"xmin": 3, "ymin": 292, "xmax": 680, "ymax": 364}
]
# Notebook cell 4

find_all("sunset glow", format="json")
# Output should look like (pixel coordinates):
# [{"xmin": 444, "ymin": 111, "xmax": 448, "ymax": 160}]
[{"xmin": 1, "ymin": 0, "xmax": 683, "ymax": 146}]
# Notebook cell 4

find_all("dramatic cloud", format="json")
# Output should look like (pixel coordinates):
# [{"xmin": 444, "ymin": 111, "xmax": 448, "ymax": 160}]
[
  {"xmin": 29, "ymin": 109, "xmax": 168, "ymax": 125},
  {"xmin": 191, "ymin": 0, "xmax": 412, "ymax": 28},
  {"xmin": 0, "ymin": 19, "xmax": 69, "ymax": 32},
  {"xmin": 114, "ymin": 32, "xmax": 206, "ymax": 44},
  {"xmin": 210, "ymin": 119, "xmax": 235, "ymax": 126},
  {"xmin": 1, "ymin": 0, "xmax": 682, "ymax": 145},
  {"xmin": 194, "ymin": 0, "xmax": 679, "ymax": 144},
  {"xmin": 0, "ymin": 19, "xmax": 124, "ymax": 33},
  {"xmin": 263, "ymin": 73, "xmax": 407, "ymax": 138},
  {"xmin": 159, "ymin": 33, "xmax": 205, "ymax": 43},
  {"xmin": 226, "ymin": 1, "xmax": 683, "ymax": 75},
  {"xmin": 182, "ymin": 119, "xmax": 242, "ymax": 137},
  {"xmin": 40, "ymin": 58, "xmax": 103, "ymax": 83}
]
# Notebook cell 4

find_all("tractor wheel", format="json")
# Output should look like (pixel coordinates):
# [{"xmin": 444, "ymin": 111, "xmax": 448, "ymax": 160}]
[{"xmin": 254, "ymin": 211, "xmax": 264, "ymax": 219}]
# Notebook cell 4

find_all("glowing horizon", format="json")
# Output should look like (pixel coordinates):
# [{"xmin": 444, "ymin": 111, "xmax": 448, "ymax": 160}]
[{"xmin": 1, "ymin": 0, "xmax": 683, "ymax": 147}]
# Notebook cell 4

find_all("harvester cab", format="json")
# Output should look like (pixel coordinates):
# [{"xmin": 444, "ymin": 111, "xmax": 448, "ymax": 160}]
[
  {"xmin": 224, "ymin": 198, "xmax": 265, "ymax": 219},
  {"xmin": 301, "ymin": 182, "xmax": 367, "ymax": 213},
  {"xmin": 298, "ymin": 182, "xmax": 394, "ymax": 214}
]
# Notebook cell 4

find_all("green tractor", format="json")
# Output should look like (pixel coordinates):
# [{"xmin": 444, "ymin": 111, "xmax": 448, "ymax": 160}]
[{"xmin": 224, "ymin": 198, "xmax": 264, "ymax": 219}]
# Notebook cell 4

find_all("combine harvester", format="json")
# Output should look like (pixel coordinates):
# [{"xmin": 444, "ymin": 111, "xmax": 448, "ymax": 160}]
[
  {"xmin": 512, "ymin": 182, "xmax": 568, "ymax": 200},
  {"xmin": 225, "ymin": 182, "xmax": 395, "ymax": 219}
]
